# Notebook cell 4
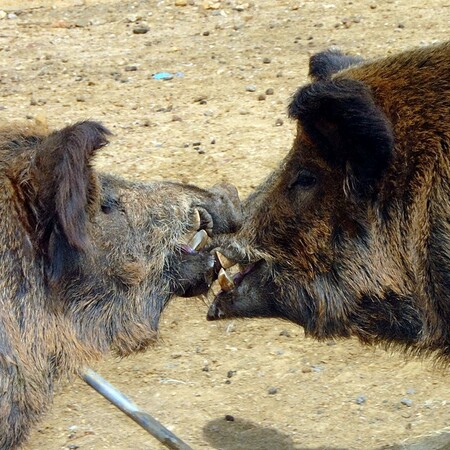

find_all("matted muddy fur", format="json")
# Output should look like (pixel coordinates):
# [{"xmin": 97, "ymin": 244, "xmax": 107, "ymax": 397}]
[
  {"xmin": 0, "ymin": 120, "xmax": 241, "ymax": 449},
  {"xmin": 208, "ymin": 42, "xmax": 450, "ymax": 363}
]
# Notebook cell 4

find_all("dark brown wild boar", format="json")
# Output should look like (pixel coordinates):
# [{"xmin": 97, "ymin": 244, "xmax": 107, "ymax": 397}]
[
  {"xmin": 208, "ymin": 42, "xmax": 450, "ymax": 361},
  {"xmin": 0, "ymin": 120, "xmax": 241, "ymax": 450}
]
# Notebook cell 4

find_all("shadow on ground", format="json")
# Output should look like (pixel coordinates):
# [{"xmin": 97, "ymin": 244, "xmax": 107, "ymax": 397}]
[
  {"xmin": 385, "ymin": 431, "xmax": 450, "ymax": 450},
  {"xmin": 203, "ymin": 416, "xmax": 346, "ymax": 450},
  {"xmin": 203, "ymin": 417, "xmax": 450, "ymax": 450}
]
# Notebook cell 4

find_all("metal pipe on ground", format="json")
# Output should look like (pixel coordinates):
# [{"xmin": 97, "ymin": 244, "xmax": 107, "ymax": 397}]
[{"xmin": 80, "ymin": 368, "xmax": 193, "ymax": 450}]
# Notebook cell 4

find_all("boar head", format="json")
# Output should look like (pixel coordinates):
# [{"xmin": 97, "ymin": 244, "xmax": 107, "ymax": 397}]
[
  {"xmin": 2, "ymin": 121, "xmax": 241, "ymax": 357},
  {"xmin": 207, "ymin": 45, "xmax": 450, "ymax": 349}
]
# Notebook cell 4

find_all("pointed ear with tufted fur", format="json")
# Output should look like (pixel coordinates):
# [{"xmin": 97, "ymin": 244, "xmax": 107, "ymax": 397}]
[
  {"xmin": 30, "ymin": 121, "xmax": 111, "ymax": 281},
  {"xmin": 289, "ymin": 78, "xmax": 394, "ymax": 198},
  {"xmin": 309, "ymin": 49, "xmax": 364, "ymax": 81}
]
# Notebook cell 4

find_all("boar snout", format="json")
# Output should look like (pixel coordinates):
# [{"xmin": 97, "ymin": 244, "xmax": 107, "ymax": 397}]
[
  {"xmin": 200, "ymin": 183, "xmax": 243, "ymax": 236},
  {"xmin": 207, "ymin": 238, "xmax": 275, "ymax": 320},
  {"xmin": 207, "ymin": 259, "xmax": 277, "ymax": 321}
]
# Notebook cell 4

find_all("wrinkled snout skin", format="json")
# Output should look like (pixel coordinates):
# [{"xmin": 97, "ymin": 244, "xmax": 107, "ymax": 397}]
[
  {"xmin": 208, "ymin": 41, "xmax": 450, "ymax": 362},
  {"xmin": 0, "ymin": 120, "xmax": 241, "ymax": 449}
]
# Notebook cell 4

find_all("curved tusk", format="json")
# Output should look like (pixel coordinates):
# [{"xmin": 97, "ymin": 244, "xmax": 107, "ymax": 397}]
[
  {"xmin": 192, "ymin": 209, "xmax": 201, "ymax": 231},
  {"xmin": 189, "ymin": 229, "xmax": 209, "ymax": 251},
  {"xmin": 216, "ymin": 251, "xmax": 236, "ymax": 269},
  {"xmin": 218, "ymin": 268, "xmax": 235, "ymax": 292}
]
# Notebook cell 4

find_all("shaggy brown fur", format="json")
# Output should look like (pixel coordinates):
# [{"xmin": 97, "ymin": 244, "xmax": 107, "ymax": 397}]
[
  {"xmin": 208, "ymin": 42, "xmax": 450, "ymax": 362},
  {"xmin": 0, "ymin": 120, "xmax": 241, "ymax": 449}
]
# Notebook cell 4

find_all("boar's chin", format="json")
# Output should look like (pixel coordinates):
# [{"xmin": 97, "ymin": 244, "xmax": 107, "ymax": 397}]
[{"xmin": 207, "ymin": 260, "xmax": 282, "ymax": 320}]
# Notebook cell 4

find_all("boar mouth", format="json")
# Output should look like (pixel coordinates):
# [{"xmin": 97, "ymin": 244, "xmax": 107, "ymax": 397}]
[
  {"xmin": 216, "ymin": 260, "xmax": 257, "ymax": 294},
  {"xmin": 173, "ymin": 208, "xmax": 217, "ymax": 298},
  {"xmin": 213, "ymin": 242, "xmax": 271, "ymax": 291},
  {"xmin": 179, "ymin": 208, "xmax": 213, "ymax": 255}
]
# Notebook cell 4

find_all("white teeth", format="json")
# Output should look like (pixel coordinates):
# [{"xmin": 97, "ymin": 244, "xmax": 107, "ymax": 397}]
[
  {"xmin": 216, "ymin": 251, "xmax": 236, "ymax": 269},
  {"xmin": 218, "ymin": 268, "xmax": 235, "ymax": 292},
  {"xmin": 192, "ymin": 209, "xmax": 201, "ymax": 231},
  {"xmin": 189, "ymin": 229, "xmax": 209, "ymax": 251}
]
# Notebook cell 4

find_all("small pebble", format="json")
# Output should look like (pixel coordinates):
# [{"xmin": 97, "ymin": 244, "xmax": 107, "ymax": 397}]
[
  {"xmin": 279, "ymin": 329, "xmax": 291, "ymax": 337},
  {"xmin": 125, "ymin": 65, "xmax": 138, "ymax": 72},
  {"xmin": 194, "ymin": 95, "xmax": 208, "ymax": 103},
  {"xmin": 133, "ymin": 26, "xmax": 150, "ymax": 34},
  {"xmin": 227, "ymin": 370, "xmax": 236, "ymax": 378},
  {"xmin": 268, "ymin": 387, "xmax": 278, "ymax": 395},
  {"xmin": 225, "ymin": 415, "xmax": 235, "ymax": 421},
  {"xmin": 75, "ymin": 18, "xmax": 90, "ymax": 27},
  {"xmin": 265, "ymin": 88, "xmax": 274, "ymax": 95},
  {"xmin": 245, "ymin": 84, "xmax": 256, "ymax": 92},
  {"xmin": 202, "ymin": 31, "xmax": 210, "ymax": 36},
  {"xmin": 401, "ymin": 398, "xmax": 413, "ymax": 407},
  {"xmin": 257, "ymin": 94, "xmax": 266, "ymax": 101},
  {"xmin": 355, "ymin": 395, "xmax": 367, "ymax": 405},
  {"xmin": 262, "ymin": 57, "xmax": 271, "ymax": 64},
  {"xmin": 275, "ymin": 118, "xmax": 284, "ymax": 126}
]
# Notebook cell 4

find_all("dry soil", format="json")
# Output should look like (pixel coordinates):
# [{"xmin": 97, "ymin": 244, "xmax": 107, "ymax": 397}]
[{"xmin": 0, "ymin": 1, "xmax": 449, "ymax": 449}]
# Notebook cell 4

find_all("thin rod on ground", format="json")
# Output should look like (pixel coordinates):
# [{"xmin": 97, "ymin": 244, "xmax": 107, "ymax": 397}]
[{"xmin": 80, "ymin": 367, "xmax": 193, "ymax": 450}]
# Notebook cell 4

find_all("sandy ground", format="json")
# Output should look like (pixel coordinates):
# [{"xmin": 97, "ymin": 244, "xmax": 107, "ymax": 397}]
[{"xmin": 0, "ymin": 1, "xmax": 449, "ymax": 449}]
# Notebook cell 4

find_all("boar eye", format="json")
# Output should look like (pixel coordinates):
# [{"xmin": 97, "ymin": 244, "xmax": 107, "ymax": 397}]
[
  {"xmin": 290, "ymin": 169, "xmax": 317, "ymax": 189},
  {"xmin": 101, "ymin": 197, "xmax": 119, "ymax": 214}
]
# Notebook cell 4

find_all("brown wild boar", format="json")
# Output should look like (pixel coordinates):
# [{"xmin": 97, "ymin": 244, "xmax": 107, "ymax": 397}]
[
  {"xmin": 208, "ymin": 41, "xmax": 450, "ymax": 361},
  {"xmin": 0, "ymin": 120, "xmax": 241, "ymax": 449}
]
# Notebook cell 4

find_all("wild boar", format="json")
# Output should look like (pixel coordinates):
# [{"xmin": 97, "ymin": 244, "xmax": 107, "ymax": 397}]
[
  {"xmin": 0, "ymin": 120, "xmax": 241, "ymax": 450},
  {"xmin": 208, "ymin": 41, "xmax": 450, "ymax": 362}
]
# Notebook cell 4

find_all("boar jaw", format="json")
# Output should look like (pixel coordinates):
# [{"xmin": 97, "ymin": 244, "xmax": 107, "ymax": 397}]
[
  {"xmin": 174, "ymin": 197, "xmax": 242, "ymax": 298},
  {"xmin": 207, "ymin": 260, "xmax": 278, "ymax": 321}
]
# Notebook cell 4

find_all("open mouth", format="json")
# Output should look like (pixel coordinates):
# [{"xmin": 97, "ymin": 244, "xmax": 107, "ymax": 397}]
[
  {"xmin": 175, "ymin": 208, "xmax": 262, "ymax": 298},
  {"xmin": 216, "ymin": 257, "xmax": 257, "ymax": 295},
  {"xmin": 179, "ymin": 208, "xmax": 214, "ymax": 255}
]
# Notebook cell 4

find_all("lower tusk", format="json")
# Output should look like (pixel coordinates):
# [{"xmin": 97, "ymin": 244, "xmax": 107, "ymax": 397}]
[
  {"xmin": 216, "ymin": 251, "xmax": 236, "ymax": 269},
  {"xmin": 218, "ymin": 268, "xmax": 235, "ymax": 292},
  {"xmin": 189, "ymin": 229, "xmax": 209, "ymax": 251}
]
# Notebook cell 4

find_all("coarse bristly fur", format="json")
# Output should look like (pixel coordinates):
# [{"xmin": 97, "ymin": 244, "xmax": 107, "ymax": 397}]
[
  {"xmin": 0, "ymin": 120, "xmax": 242, "ymax": 450},
  {"xmin": 208, "ymin": 42, "xmax": 450, "ymax": 363}
]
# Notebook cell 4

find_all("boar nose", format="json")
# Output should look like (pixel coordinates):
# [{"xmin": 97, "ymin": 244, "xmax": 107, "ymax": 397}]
[{"xmin": 212, "ymin": 183, "xmax": 241, "ymax": 209}]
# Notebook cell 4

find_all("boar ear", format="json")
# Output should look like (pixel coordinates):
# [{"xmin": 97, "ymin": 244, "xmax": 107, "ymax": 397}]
[
  {"xmin": 309, "ymin": 49, "xmax": 364, "ymax": 81},
  {"xmin": 289, "ymin": 78, "xmax": 394, "ymax": 197},
  {"xmin": 31, "ymin": 121, "xmax": 111, "ymax": 281}
]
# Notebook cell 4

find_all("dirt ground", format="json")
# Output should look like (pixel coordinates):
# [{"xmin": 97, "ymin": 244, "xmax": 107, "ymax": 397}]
[{"xmin": 1, "ymin": 1, "xmax": 449, "ymax": 449}]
